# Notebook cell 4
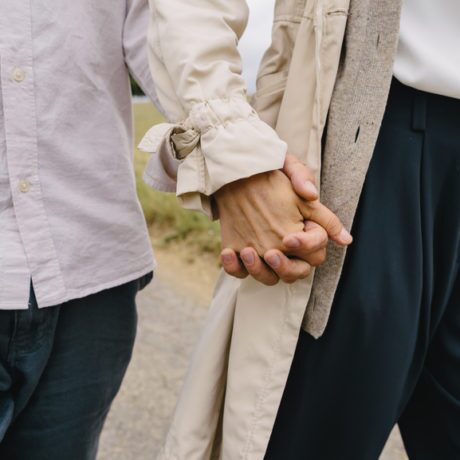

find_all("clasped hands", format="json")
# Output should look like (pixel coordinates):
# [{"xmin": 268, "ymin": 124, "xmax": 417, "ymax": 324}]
[{"xmin": 214, "ymin": 154, "xmax": 353, "ymax": 286}]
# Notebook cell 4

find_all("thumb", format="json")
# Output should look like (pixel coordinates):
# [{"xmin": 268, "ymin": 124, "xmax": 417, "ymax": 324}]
[
  {"xmin": 300, "ymin": 201, "xmax": 353, "ymax": 245},
  {"xmin": 283, "ymin": 154, "xmax": 318, "ymax": 201}
]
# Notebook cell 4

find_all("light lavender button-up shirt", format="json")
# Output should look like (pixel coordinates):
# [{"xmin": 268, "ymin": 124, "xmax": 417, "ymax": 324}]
[{"xmin": 0, "ymin": 0, "xmax": 160, "ymax": 310}]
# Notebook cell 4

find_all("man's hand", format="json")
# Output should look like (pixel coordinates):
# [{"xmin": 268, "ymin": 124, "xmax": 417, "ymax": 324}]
[
  {"xmin": 216, "ymin": 154, "xmax": 352, "ymax": 285},
  {"xmin": 220, "ymin": 220, "xmax": 330, "ymax": 285}
]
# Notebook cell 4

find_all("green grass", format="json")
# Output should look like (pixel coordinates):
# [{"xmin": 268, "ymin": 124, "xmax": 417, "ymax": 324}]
[{"xmin": 133, "ymin": 102, "xmax": 221, "ymax": 254}]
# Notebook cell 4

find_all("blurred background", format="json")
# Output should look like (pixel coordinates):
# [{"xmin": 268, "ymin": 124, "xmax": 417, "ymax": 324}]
[{"xmin": 98, "ymin": 1, "xmax": 408, "ymax": 458}]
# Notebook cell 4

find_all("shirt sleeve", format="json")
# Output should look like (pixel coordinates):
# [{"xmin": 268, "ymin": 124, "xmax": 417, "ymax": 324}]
[
  {"xmin": 123, "ymin": 0, "xmax": 164, "ymax": 113},
  {"xmin": 138, "ymin": 0, "xmax": 287, "ymax": 217}
]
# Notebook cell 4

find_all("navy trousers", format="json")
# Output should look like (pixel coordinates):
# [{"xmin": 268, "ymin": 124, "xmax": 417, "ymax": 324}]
[
  {"xmin": 0, "ymin": 274, "xmax": 151, "ymax": 460},
  {"xmin": 265, "ymin": 80, "xmax": 460, "ymax": 459}
]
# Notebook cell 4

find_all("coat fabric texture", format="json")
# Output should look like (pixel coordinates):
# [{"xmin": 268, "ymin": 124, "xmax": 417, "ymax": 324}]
[{"xmin": 140, "ymin": 0, "xmax": 403, "ymax": 458}]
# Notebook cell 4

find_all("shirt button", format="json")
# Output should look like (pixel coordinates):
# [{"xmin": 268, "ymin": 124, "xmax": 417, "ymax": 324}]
[
  {"xmin": 19, "ymin": 179, "xmax": 31, "ymax": 193},
  {"xmin": 12, "ymin": 67, "xmax": 26, "ymax": 83}
]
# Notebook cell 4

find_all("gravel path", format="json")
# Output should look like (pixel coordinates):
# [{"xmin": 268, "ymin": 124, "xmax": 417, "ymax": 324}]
[{"xmin": 98, "ymin": 277, "xmax": 408, "ymax": 460}]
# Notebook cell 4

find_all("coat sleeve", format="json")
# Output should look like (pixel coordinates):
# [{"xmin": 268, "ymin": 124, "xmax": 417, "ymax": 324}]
[{"xmin": 139, "ymin": 0, "xmax": 287, "ymax": 217}]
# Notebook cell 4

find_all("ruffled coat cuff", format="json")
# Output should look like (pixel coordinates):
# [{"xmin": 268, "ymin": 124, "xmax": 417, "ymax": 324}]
[{"xmin": 139, "ymin": 97, "xmax": 287, "ymax": 218}]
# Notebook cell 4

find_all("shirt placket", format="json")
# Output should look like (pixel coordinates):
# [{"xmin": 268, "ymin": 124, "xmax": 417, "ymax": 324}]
[{"xmin": 0, "ymin": 2, "xmax": 66, "ymax": 307}]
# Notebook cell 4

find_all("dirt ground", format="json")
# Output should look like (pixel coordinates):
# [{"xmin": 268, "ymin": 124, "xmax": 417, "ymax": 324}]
[{"xmin": 98, "ymin": 246, "xmax": 408, "ymax": 460}]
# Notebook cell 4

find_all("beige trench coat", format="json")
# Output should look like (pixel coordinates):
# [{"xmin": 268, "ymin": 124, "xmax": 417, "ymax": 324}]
[
  {"xmin": 140, "ymin": 0, "xmax": 349, "ymax": 457},
  {"xmin": 140, "ymin": 0, "xmax": 402, "ymax": 458}
]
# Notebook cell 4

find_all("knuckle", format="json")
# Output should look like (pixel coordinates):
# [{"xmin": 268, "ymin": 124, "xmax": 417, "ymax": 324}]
[
  {"xmin": 226, "ymin": 267, "xmax": 246, "ymax": 279},
  {"xmin": 304, "ymin": 234, "xmax": 320, "ymax": 254},
  {"xmin": 317, "ymin": 254, "xmax": 327, "ymax": 266},
  {"xmin": 223, "ymin": 265, "xmax": 235, "ymax": 275},
  {"xmin": 317, "ymin": 228, "xmax": 329, "ymax": 246},
  {"xmin": 248, "ymin": 265, "xmax": 263, "ymax": 278},
  {"xmin": 282, "ymin": 275, "xmax": 298, "ymax": 284},
  {"xmin": 280, "ymin": 265, "xmax": 304, "ymax": 284},
  {"xmin": 309, "ymin": 259, "xmax": 322, "ymax": 268},
  {"xmin": 265, "ymin": 276, "xmax": 280, "ymax": 286},
  {"xmin": 299, "ymin": 231, "xmax": 326, "ymax": 252},
  {"xmin": 305, "ymin": 242, "xmax": 316, "ymax": 253},
  {"xmin": 310, "ymin": 250, "xmax": 327, "ymax": 267},
  {"xmin": 302, "ymin": 264, "xmax": 313, "ymax": 276}
]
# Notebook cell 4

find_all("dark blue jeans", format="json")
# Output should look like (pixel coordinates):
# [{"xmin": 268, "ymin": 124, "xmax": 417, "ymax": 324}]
[{"xmin": 0, "ymin": 274, "xmax": 151, "ymax": 460}]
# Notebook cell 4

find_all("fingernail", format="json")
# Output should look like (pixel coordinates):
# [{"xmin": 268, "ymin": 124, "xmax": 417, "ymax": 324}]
[
  {"xmin": 339, "ymin": 228, "xmax": 353, "ymax": 244},
  {"xmin": 304, "ymin": 181, "xmax": 318, "ymax": 198},
  {"xmin": 241, "ymin": 252, "xmax": 255, "ymax": 265},
  {"xmin": 266, "ymin": 254, "xmax": 281, "ymax": 268},
  {"xmin": 222, "ymin": 254, "xmax": 233, "ymax": 264},
  {"xmin": 284, "ymin": 237, "xmax": 301, "ymax": 249}
]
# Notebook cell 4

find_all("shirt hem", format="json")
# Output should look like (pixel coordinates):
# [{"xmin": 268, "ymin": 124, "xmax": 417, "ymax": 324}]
[
  {"xmin": 1, "ymin": 257, "xmax": 157, "ymax": 310},
  {"xmin": 42, "ymin": 259, "xmax": 158, "ymax": 308}
]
